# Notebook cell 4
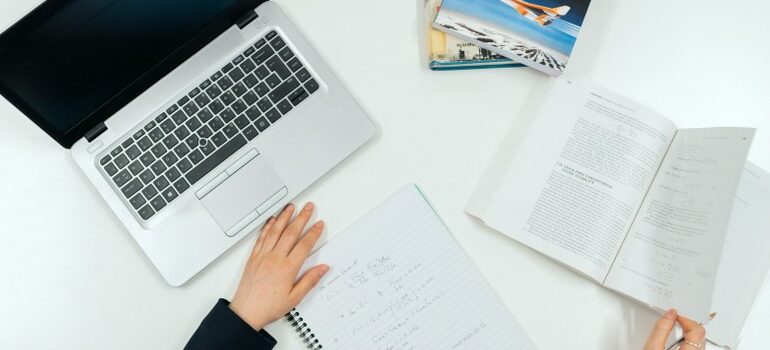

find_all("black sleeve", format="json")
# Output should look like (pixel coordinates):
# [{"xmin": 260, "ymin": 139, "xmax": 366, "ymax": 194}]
[{"xmin": 185, "ymin": 299, "xmax": 277, "ymax": 350}]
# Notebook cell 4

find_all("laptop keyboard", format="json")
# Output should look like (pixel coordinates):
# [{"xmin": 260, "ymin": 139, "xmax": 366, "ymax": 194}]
[{"xmin": 98, "ymin": 30, "xmax": 319, "ymax": 221}]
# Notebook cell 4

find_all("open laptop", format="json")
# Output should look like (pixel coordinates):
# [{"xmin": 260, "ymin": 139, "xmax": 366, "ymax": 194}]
[{"xmin": 0, "ymin": 0, "xmax": 375, "ymax": 286}]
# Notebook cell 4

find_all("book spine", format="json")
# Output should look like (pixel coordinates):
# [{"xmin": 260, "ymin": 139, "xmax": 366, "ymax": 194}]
[{"xmin": 285, "ymin": 309, "xmax": 323, "ymax": 349}]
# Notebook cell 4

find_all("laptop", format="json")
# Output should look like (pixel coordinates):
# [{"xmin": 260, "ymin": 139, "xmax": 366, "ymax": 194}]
[{"xmin": 0, "ymin": 0, "xmax": 375, "ymax": 286}]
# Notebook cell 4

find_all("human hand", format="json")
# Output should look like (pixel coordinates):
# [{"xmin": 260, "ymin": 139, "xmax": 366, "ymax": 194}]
[
  {"xmin": 644, "ymin": 309, "xmax": 706, "ymax": 350},
  {"xmin": 229, "ymin": 202, "xmax": 329, "ymax": 330}
]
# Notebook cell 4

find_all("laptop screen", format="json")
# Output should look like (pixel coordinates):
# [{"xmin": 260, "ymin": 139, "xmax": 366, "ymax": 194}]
[{"xmin": 0, "ymin": 0, "xmax": 253, "ymax": 147}]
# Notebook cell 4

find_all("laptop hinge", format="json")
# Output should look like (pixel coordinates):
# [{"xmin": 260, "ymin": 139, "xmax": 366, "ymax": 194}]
[
  {"xmin": 236, "ymin": 10, "xmax": 259, "ymax": 29},
  {"xmin": 84, "ymin": 122, "xmax": 108, "ymax": 142}
]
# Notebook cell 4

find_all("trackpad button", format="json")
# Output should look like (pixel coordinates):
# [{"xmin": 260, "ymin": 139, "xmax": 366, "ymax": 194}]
[{"xmin": 200, "ymin": 155, "xmax": 286, "ymax": 233}]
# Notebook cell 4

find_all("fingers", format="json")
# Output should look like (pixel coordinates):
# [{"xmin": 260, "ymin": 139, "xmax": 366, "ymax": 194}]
[
  {"xmin": 289, "ymin": 220, "xmax": 324, "ymax": 263},
  {"xmin": 251, "ymin": 217, "xmax": 275, "ymax": 256},
  {"xmin": 678, "ymin": 316, "xmax": 706, "ymax": 348},
  {"xmin": 259, "ymin": 204, "xmax": 295, "ymax": 253},
  {"xmin": 645, "ymin": 309, "xmax": 677, "ymax": 350},
  {"xmin": 289, "ymin": 264, "xmax": 330, "ymax": 306},
  {"xmin": 275, "ymin": 202, "xmax": 315, "ymax": 255}
]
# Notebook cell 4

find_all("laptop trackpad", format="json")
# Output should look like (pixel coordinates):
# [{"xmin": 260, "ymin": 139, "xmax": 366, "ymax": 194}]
[{"xmin": 200, "ymin": 155, "xmax": 287, "ymax": 236}]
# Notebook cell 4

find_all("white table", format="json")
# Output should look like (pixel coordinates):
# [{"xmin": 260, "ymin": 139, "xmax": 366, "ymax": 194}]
[{"xmin": 1, "ymin": 0, "xmax": 768, "ymax": 349}]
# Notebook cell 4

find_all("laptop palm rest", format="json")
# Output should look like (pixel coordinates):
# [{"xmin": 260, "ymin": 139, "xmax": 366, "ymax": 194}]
[{"xmin": 199, "ymin": 152, "xmax": 287, "ymax": 237}]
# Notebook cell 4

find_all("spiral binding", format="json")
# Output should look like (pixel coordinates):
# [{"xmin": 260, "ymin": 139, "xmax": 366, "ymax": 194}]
[{"xmin": 286, "ymin": 309, "xmax": 323, "ymax": 349}]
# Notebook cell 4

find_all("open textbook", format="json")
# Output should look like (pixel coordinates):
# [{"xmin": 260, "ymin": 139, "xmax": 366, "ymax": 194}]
[{"xmin": 466, "ymin": 78, "xmax": 769, "ymax": 348}]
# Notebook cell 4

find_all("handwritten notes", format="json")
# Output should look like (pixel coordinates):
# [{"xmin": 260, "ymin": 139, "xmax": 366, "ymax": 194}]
[{"xmin": 293, "ymin": 186, "xmax": 536, "ymax": 349}]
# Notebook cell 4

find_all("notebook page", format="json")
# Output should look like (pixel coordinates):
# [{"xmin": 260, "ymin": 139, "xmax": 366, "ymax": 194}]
[{"xmin": 293, "ymin": 185, "xmax": 536, "ymax": 349}]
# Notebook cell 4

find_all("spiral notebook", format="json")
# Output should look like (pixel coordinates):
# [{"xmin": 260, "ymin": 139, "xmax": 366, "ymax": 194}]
[{"xmin": 286, "ymin": 184, "xmax": 536, "ymax": 349}]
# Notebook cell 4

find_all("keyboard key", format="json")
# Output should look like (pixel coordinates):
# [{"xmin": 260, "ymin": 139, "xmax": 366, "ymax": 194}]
[
  {"xmin": 228, "ymin": 67, "xmax": 245, "ymax": 82},
  {"xmin": 266, "ymin": 56, "xmax": 290, "ymax": 79},
  {"xmin": 265, "ymin": 73, "xmax": 281, "ymax": 89},
  {"xmin": 197, "ymin": 125, "xmax": 213, "ymax": 138},
  {"xmin": 142, "ymin": 185, "xmax": 158, "ymax": 201},
  {"xmin": 185, "ymin": 116, "xmax": 202, "ymax": 132},
  {"xmin": 132, "ymin": 129, "xmax": 145, "ymax": 140},
  {"xmin": 211, "ymin": 71, "xmax": 223, "ymax": 81},
  {"xmin": 289, "ymin": 88, "xmax": 309, "ymax": 106},
  {"xmin": 177, "ymin": 95, "xmax": 190, "ymax": 107},
  {"xmin": 138, "ymin": 204, "xmax": 155, "ymax": 220},
  {"xmin": 173, "ymin": 178, "xmax": 190, "ymax": 193},
  {"xmin": 188, "ymin": 87, "xmax": 201, "ymax": 98},
  {"xmin": 269, "ymin": 77, "xmax": 299, "ymax": 103},
  {"xmin": 243, "ymin": 73, "xmax": 259, "ymax": 88},
  {"xmin": 254, "ymin": 65, "xmax": 270, "ymax": 79},
  {"xmin": 177, "ymin": 158, "xmax": 193, "ymax": 173},
  {"xmin": 153, "ymin": 175, "xmax": 170, "ymax": 191},
  {"xmin": 232, "ymin": 54, "xmax": 245, "ymax": 66},
  {"xmin": 287, "ymin": 57, "xmax": 303, "ymax": 72},
  {"xmin": 173, "ymin": 125, "xmax": 190, "ymax": 141},
  {"xmin": 194, "ymin": 92, "xmax": 211, "ymax": 108},
  {"xmin": 162, "ymin": 134, "xmax": 179, "ymax": 149},
  {"xmin": 113, "ymin": 169, "xmax": 132, "ymax": 187},
  {"xmin": 243, "ymin": 91, "xmax": 259, "ymax": 106},
  {"xmin": 211, "ymin": 132, "xmax": 226, "ymax": 146},
  {"xmin": 121, "ymin": 178, "xmax": 143, "ymax": 198},
  {"xmin": 305, "ymin": 79, "xmax": 319, "ymax": 94},
  {"xmin": 209, "ymin": 99, "xmax": 225, "ymax": 114},
  {"xmin": 151, "ymin": 160, "xmax": 167, "ymax": 176},
  {"xmin": 278, "ymin": 47, "xmax": 294, "ymax": 61},
  {"xmin": 206, "ymin": 84, "xmax": 223, "ymax": 99},
  {"xmin": 186, "ymin": 135, "xmax": 247, "ymax": 185},
  {"xmin": 222, "ymin": 62, "xmax": 234, "ymax": 73},
  {"xmin": 257, "ymin": 98, "xmax": 272, "ymax": 112},
  {"xmin": 121, "ymin": 138, "xmax": 134, "ymax": 149},
  {"xmin": 137, "ymin": 136, "xmax": 153, "ymax": 151},
  {"xmin": 232, "ymin": 82, "xmax": 247, "ymax": 97},
  {"xmin": 144, "ymin": 120, "xmax": 156, "ymax": 132},
  {"xmin": 266, "ymin": 108, "xmax": 281, "ymax": 123},
  {"xmin": 154, "ymin": 113, "xmax": 167, "ymax": 123},
  {"xmin": 245, "ymin": 106, "xmax": 261, "ymax": 121},
  {"xmin": 223, "ymin": 123, "xmax": 238, "ymax": 138},
  {"xmin": 183, "ymin": 102, "xmax": 199, "ymax": 117},
  {"xmin": 197, "ymin": 108, "xmax": 214, "ymax": 123},
  {"xmin": 165, "ymin": 167, "xmax": 182, "ymax": 183},
  {"xmin": 266, "ymin": 31, "xmax": 277, "ymax": 40},
  {"xmin": 221, "ymin": 91, "xmax": 236, "ymax": 106},
  {"xmin": 270, "ymin": 36, "xmax": 286, "ymax": 50},
  {"xmin": 184, "ymin": 134, "xmax": 200, "ymax": 149},
  {"xmin": 277, "ymin": 99, "xmax": 292, "ymax": 114},
  {"xmin": 139, "ymin": 152, "xmax": 155, "ymax": 167},
  {"xmin": 104, "ymin": 163, "xmax": 118, "ymax": 176},
  {"xmin": 139, "ymin": 169, "xmax": 155, "ymax": 185},
  {"xmin": 150, "ymin": 195, "xmax": 166, "ymax": 211},
  {"xmin": 148, "ymin": 128, "xmax": 164, "ymax": 142},
  {"xmin": 128, "ymin": 160, "xmax": 143, "ymax": 176},
  {"xmin": 162, "ymin": 152, "xmax": 178, "ymax": 167},
  {"xmin": 110, "ymin": 146, "xmax": 123, "ymax": 157},
  {"xmin": 251, "ymin": 46, "xmax": 274, "ymax": 65},
  {"xmin": 125, "ymin": 145, "xmax": 141, "ymax": 160},
  {"xmin": 188, "ymin": 149, "xmax": 204, "ymax": 164},
  {"xmin": 100, "ymin": 155, "xmax": 111, "ymax": 165},
  {"xmin": 160, "ymin": 118, "xmax": 175, "ymax": 133},
  {"xmin": 234, "ymin": 115, "xmax": 250, "ymax": 130},
  {"xmin": 220, "ymin": 108, "xmax": 236, "ymax": 123},
  {"xmin": 199, "ymin": 79, "xmax": 212, "ymax": 90},
  {"xmin": 218, "ymin": 76, "xmax": 234, "ymax": 91},
  {"xmin": 150, "ymin": 143, "xmax": 167, "ymax": 158},
  {"xmin": 171, "ymin": 110, "xmax": 187, "ymax": 125},
  {"xmin": 173, "ymin": 143, "xmax": 190, "ymax": 158},
  {"xmin": 296, "ymin": 68, "xmax": 311, "ymax": 82},
  {"xmin": 254, "ymin": 82, "xmax": 269, "ymax": 97},
  {"xmin": 231, "ymin": 100, "xmax": 247, "ymax": 115},
  {"xmin": 166, "ymin": 105, "xmax": 179, "ymax": 115},
  {"xmin": 114, "ymin": 154, "xmax": 130, "ymax": 169},
  {"xmin": 201, "ymin": 140, "xmax": 216, "ymax": 155},
  {"xmin": 241, "ymin": 58, "xmax": 256, "ymax": 73},
  {"xmin": 161, "ymin": 186, "xmax": 178, "ymax": 203},
  {"xmin": 255, "ymin": 117, "xmax": 269, "ymax": 131},
  {"xmin": 254, "ymin": 38, "xmax": 266, "ymax": 48},
  {"xmin": 244, "ymin": 46, "xmax": 256, "ymax": 57},
  {"xmin": 129, "ymin": 192, "xmax": 144, "ymax": 210},
  {"xmin": 243, "ymin": 125, "xmax": 259, "ymax": 140},
  {"xmin": 210, "ymin": 117, "xmax": 225, "ymax": 131}
]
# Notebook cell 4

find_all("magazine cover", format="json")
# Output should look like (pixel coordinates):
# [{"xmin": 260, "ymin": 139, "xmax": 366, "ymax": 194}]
[
  {"xmin": 426, "ymin": 0, "xmax": 523, "ymax": 70},
  {"xmin": 433, "ymin": 0, "xmax": 592, "ymax": 75}
]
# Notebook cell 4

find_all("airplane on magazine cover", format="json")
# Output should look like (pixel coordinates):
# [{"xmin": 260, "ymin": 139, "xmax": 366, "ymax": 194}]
[{"xmin": 500, "ymin": 0, "xmax": 571, "ymax": 26}]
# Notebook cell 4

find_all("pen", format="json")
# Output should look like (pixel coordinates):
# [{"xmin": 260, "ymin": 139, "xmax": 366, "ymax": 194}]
[{"xmin": 664, "ymin": 336, "xmax": 684, "ymax": 350}]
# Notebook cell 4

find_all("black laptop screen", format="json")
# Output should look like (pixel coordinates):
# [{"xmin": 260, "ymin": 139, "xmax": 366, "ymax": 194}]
[{"xmin": 0, "ymin": 0, "xmax": 247, "ymax": 146}]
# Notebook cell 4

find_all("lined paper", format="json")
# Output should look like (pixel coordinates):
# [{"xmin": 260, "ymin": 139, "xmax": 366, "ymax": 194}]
[{"xmin": 294, "ymin": 185, "xmax": 536, "ymax": 349}]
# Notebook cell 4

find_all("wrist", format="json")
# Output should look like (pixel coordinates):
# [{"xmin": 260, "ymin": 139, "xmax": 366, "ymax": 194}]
[{"xmin": 228, "ymin": 301, "xmax": 270, "ymax": 331}]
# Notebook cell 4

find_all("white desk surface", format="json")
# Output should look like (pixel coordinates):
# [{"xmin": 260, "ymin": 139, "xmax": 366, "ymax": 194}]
[{"xmin": 1, "ymin": 0, "xmax": 768, "ymax": 349}]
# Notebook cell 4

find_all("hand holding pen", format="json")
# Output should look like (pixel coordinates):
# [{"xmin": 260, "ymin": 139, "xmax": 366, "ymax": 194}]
[{"xmin": 644, "ymin": 309, "xmax": 706, "ymax": 350}]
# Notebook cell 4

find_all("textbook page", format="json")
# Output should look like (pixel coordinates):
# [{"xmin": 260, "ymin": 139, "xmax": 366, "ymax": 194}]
[
  {"xmin": 294, "ymin": 185, "xmax": 537, "ymax": 350},
  {"xmin": 604, "ymin": 128, "xmax": 755, "ymax": 323},
  {"xmin": 706, "ymin": 163, "xmax": 770, "ymax": 349},
  {"xmin": 483, "ymin": 79, "xmax": 677, "ymax": 282}
]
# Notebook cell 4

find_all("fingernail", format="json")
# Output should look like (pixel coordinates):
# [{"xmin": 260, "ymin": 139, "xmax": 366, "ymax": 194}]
[
  {"xmin": 314, "ymin": 220, "xmax": 324, "ymax": 228},
  {"xmin": 284, "ymin": 203, "xmax": 294, "ymax": 211},
  {"xmin": 319, "ymin": 264, "xmax": 329, "ymax": 273},
  {"xmin": 304, "ymin": 202, "xmax": 314, "ymax": 211},
  {"xmin": 665, "ymin": 309, "xmax": 677, "ymax": 320}
]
